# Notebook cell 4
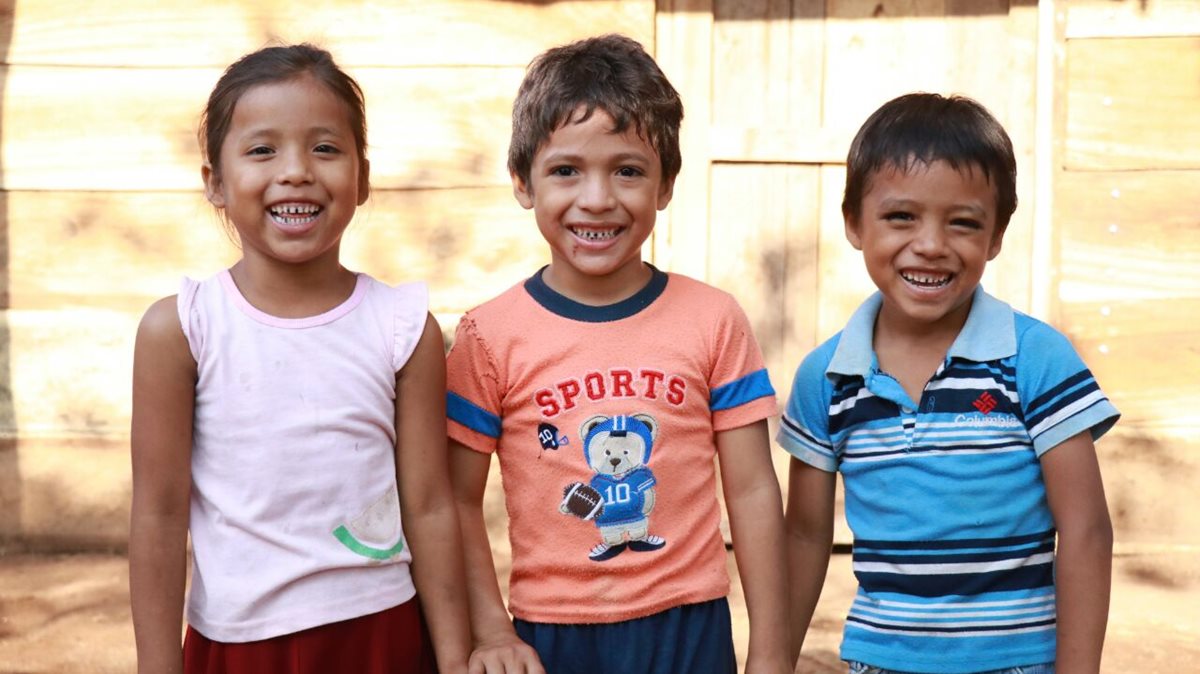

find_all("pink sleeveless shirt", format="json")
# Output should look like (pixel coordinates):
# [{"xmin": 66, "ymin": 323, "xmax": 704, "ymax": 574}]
[{"xmin": 178, "ymin": 270, "xmax": 425, "ymax": 642}]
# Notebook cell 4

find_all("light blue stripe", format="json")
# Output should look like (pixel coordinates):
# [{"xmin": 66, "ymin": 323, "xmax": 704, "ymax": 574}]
[
  {"xmin": 446, "ymin": 391, "xmax": 501, "ymax": 438},
  {"xmin": 710, "ymin": 368, "xmax": 774, "ymax": 411}
]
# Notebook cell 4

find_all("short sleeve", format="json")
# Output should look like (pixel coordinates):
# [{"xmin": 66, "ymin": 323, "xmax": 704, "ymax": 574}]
[
  {"xmin": 776, "ymin": 342, "xmax": 839, "ymax": 473},
  {"xmin": 1015, "ymin": 317, "xmax": 1120, "ymax": 456},
  {"xmin": 445, "ymin": 314, "xmax": 503, "ymax": 453},
  {"xmin": 176, "ymin": 277, "xmax": 202, "ymax": 363},
  {"xmin": 707, "ymin": 293, "xmax": 777, "ymax": 432},
  {"xmin": 391, "ymin": 281, "xmax": 429, "ymax": 372}
]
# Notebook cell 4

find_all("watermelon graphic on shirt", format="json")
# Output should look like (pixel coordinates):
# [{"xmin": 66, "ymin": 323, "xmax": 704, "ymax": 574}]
[{"xmin": 333, "ymin": 486, "xmax": 406, "ymax": 561}]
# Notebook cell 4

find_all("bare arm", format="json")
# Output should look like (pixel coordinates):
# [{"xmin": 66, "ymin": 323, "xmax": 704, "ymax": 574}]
[
  {"xmin": 717, "ymin": 420, "xmax": 791, "ymax": 674},
  {"xmin": 784, "ymin": 458, "xmax": 836, "ymax": 669},
  {"xmin": 129, "ymin": 297, "xmax": 195, "ymax": 674},
  {"xmin": 449, "ymin": 440, "xmax": 545, "ymax": 674},
  {"xmin": 395, "ymin": 315, "xmax": 473, "ymax": 673},
  {"xmin": 1042, "ymin": 431, "xmax": 1113, "ymax": 673}
]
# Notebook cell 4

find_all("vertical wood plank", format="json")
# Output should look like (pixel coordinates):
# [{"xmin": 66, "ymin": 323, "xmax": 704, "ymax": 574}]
[{"xmin": 655, "ymin": 0, "xmax": 715, "ymax": 278}]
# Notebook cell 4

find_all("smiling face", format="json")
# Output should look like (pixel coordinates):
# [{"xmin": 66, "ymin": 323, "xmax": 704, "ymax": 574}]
[
  {"xmin": 846, "ymin": 159, "xmax": 1004, "ymax": 338},
  {"xmin": 513, "ymin": 107, "xmax": 673, "ymax": 304},
  {"xmin": 203, "ymin": 73, "xmax": 369, "ymax": 271}
]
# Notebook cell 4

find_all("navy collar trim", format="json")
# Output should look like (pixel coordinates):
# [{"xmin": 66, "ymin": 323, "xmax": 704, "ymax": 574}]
[{"xmin": 524, "ymin": 265, "xmax": 669, "ymax": 322}]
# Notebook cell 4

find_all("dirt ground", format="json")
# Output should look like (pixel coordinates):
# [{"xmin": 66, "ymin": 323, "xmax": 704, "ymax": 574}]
[{"xmin": 0, "ymin": 549, "xmax": 1196, "ymax": 674}]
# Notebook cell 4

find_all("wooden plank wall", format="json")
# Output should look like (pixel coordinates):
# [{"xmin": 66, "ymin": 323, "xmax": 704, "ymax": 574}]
[
  {"xmin": 658, "ymin": 0, "xmax": 1040, "ymax": 542},
  {"xmin": 0, "ymin": 0, "xmax": 657, "ymax": 547},
  {"xmin": 1060, "ymin": 0, "xmax": 1200, "ymax": 546},
  {"xmin": 2, "ymin": 0, "xmax": 1195, "ymax": 554}
]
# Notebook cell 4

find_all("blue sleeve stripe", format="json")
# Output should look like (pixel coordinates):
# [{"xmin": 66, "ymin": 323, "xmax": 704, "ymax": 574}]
[
  {"xmin": 710, "ymin": 368, "xmax": 775, "ymax": 412},
  {"xmin": 1025, "ymin": 369, "xmax": 1094, "ymax": 419},
  {"xmin": 446, "ymin": 391, "xmax": 501, "ymax": 439}
]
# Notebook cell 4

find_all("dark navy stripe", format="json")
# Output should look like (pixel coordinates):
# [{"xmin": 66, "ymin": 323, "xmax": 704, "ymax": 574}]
[
  {"xmin": 830, "ymin": 396, "xmax": 898, "ymax": 434},
  {"xmin": 446, "ymin": 391, "xmax": 502, "ymax": 439},
  {"xmin": 1025, "ymin": 370, "xmax": 1095, "ymax": 420},
  {"xmin": 853, "ymin": 529, "xmax": 1055, "ymax": 551},
  {"xmin": 856, "ymin": 563, "xmax": 1055, "ymax": 597},
  {"xmin": 923, "ymin": 388, "xmax": 1019, "ymax": 415},
  {"xmin": 711, "ymin": 368, "xmax": 774, "ymax": 411},
  {"xmin": 847, "ymin": 616, "xmax": 1056, "ymax": 634},
  {"xmin": 853, "ymin": 541, "xmax": 1055, "ymax": 565},
  {"xmin": 523, "ymin": 264, "xmax": 668, "ymax": 323},
  {"xmin": 942, "ymin": 359, "xmax": 1016, "ymax": 382},
  {"xmin": 781, "ymin": 416, "xmax": 831, "ymax": 449}
]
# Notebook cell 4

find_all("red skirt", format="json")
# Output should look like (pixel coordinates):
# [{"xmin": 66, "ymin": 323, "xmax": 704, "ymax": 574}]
[{"xmin": 183, "ymin": 599, "xmax": 437, "ymax": 674}]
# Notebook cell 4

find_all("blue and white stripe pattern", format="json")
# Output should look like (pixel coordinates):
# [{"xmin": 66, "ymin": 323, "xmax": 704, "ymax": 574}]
[{"xmin": 777, "ymin": 288, "xmax": 1119, "ymax": 673}]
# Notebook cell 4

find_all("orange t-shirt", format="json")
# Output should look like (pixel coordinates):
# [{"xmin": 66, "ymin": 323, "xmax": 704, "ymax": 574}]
[{"xmin": 446, "ymin": 267, "xmax": 776, "ymax": 623}]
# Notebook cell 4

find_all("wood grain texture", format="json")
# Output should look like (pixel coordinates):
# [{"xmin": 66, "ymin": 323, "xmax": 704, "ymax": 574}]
[
  {"xmin": 708, "ymin": 163, "xmax": 820, "ymax": 395},
  {"xmin": 1, "ymin": 188, "xmax": 542, "ymax": 314},
  {"xmin": 1056, "ymin": 170, "xmax": 1200, "ymax": 304},
  {"xmin": 1066, "ymin": 0, "xmax": 1200, "ymax": 39},
  {"xmin": 2, "ymin": 0, "xmax": 656, "ymax": 67},
  {"xmin": 0, "ymin": 65, "xmax": 523, "ymax": 191},
  {"xmin": 1065, "ymin": 37, "xmax": 1200, "ymax": 170},
  {"xmin": 654, "ymin": 0, "xmax": 714, "ymax": 278},
  {"xmin": 823, "ymin": 0, "xmax": 1015, "ymax": 132}
]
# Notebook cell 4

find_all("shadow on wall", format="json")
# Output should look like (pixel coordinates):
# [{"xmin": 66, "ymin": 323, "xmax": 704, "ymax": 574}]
[
  {"xmin": 0, "ymin": 8, "xmax": 16, "ymax": 547},
  {"xmin": 1103, "ymin": 429, "xmax": 1200, "ymax": 551}
]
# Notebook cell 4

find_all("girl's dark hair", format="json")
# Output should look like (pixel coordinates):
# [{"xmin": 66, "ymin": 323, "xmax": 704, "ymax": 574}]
[
  {"xmin": 843, "ymin": 93, "xmax": 1018, "ymax": 232},
  {"xmin": 508, "ymin": 34, "xmax": 683, "ymax": 188},
  {"xmin": 199, "ymin": 44, "xmax": 367, "ymax": 181}
]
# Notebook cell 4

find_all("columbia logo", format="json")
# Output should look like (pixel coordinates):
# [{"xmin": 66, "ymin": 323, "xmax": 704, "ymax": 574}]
[{"xmin": 973, "ymin": 392, "xmax": 998, "ymax": 414}]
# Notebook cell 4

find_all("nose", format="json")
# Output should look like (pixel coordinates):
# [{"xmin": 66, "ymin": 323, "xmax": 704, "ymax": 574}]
[
  {"xmin": 911, "ymin": 218, "xmax": 947, "ymax": 257},
  {"xmin": 577, "ymin": 174, "xmax": 616, "ymax": 212},
  {"xmin": 277, "ymin": 149, "xmax": 314, "ymax": 185}
]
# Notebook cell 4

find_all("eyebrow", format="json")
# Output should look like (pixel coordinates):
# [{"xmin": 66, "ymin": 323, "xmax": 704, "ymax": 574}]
[
  {"xmin": 539, "ymin": 151, "xmax": 652, "ymax": 165},
  {"xmin": 236, "ymin": 126, "xmax": 348, "ymax": 142},
  {"xmin": 878, "ymin": 197, "xmax": 988, "ymax": 217}
]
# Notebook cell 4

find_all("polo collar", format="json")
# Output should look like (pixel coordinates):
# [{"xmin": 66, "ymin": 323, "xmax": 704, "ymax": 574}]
[{"xmin": 826, "ymin": 286, "xmax": 1016, "ymax": 380}]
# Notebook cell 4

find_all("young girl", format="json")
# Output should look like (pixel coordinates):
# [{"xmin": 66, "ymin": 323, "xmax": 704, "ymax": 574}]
[{"xmin": 129, "ymin": 44, "xmax": 473, "ymax": 674}]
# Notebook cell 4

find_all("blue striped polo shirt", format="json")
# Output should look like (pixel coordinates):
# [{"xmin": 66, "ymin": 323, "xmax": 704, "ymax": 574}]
[{"xmin": 777, "ymin": 287, "xmax": 1119, "ymax": 673}]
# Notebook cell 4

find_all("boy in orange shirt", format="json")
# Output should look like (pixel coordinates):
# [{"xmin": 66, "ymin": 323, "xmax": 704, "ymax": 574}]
[{"xmin": 446, "ymin": 34, "xmax": 790, "ymax": 674}]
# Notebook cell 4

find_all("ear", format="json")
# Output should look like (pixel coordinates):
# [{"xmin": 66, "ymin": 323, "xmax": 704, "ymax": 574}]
[
  {"xmin": 656, "ymin": 177, "xmax": 675, "ymax": 211},
  {"xmin": 844, "ymin": 212, "xmax": 864, "ymax": 251},
  {"xmin": 202, "ymin": 162, "xmax": 225, "ymax": 208},
  {"xmin": 632, "ymin": 413, "xmax": 658, "ymax": 443},
  {"xmin": 357, "ymin": 158, "xmax": 371, "ymax": 205},
  {"xmin": 987, "ymin": 225, "xmax": 1005, "ymax": 261},
  {"xmin": 511, "ymin": 171, "xmax": 534, "ymax": 210},
  {"xmin": 579, "ymin": 415, "xmax": 609, "ymax": 443}
]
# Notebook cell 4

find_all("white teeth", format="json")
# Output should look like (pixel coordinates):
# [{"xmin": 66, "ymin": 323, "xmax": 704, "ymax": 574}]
[
  {"xmin": 570, "ymin": 227, "xmax": 619, "ymax": 241},
  {"xmin": 270, "ymin": 203, "xmax": 321, "ymax": 216},
  {"xmin": 902, "ymin": 272, "xmax": 953, "ymax": 288}
]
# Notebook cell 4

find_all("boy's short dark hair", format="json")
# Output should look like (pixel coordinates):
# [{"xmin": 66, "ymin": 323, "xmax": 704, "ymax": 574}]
[
  {"xmin": 508, "ymin": 34, "xmax": 683, "ymax": 188},
  {"xmin": 842, "ymin": 93, "xmax": 1018, "ymax": 232}
]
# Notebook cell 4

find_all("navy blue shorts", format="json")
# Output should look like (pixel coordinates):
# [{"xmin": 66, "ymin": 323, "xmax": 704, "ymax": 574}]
[{"xmin": 513, "ymin": 598, "xmax": 736, "ymax": 674}]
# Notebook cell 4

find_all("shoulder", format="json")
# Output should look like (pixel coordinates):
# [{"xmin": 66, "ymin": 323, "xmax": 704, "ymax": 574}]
[
  {"xmin": 795, "ymin": 332, "xmax": 843, "ymax": 382},
  {"xmin": 138, "ymin": 295, "xmax": 185, "ymax": 343},
  {"xmin": 663, "ymin": 273, "xmax": 742, "ymax": 310},
  {"xmin": 135, "ymin": 295, "xmax": 195, "ymax": 369},
  {"xmin": 1011, "ymin": 310, "xmax": 1081, "ymax": 359},
  {"xmin": 458, "ymin": 279, "xmax": 533, "ymax": 326}
]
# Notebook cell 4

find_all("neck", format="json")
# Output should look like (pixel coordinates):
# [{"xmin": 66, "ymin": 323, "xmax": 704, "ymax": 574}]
[{"xmin": 230, "ymin": 253, "xmax": 357, "ymax": 319}]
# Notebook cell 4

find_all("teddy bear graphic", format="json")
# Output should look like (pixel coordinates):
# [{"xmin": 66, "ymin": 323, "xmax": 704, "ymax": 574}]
[{"xmin": 559, "ymin": 413, "xmax": 666, "ymax": 562}]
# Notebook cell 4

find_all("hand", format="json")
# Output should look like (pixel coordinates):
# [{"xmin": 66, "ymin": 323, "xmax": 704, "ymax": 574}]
[{"xmin": 467, "ymin": 633, "xmax": 545, "ymax": 674}]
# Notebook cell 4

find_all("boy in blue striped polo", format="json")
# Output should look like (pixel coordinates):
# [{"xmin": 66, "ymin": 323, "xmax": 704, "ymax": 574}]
[{"xmin": 779, "ymin": 93, "xmax": 1119, "ymax": 674}]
